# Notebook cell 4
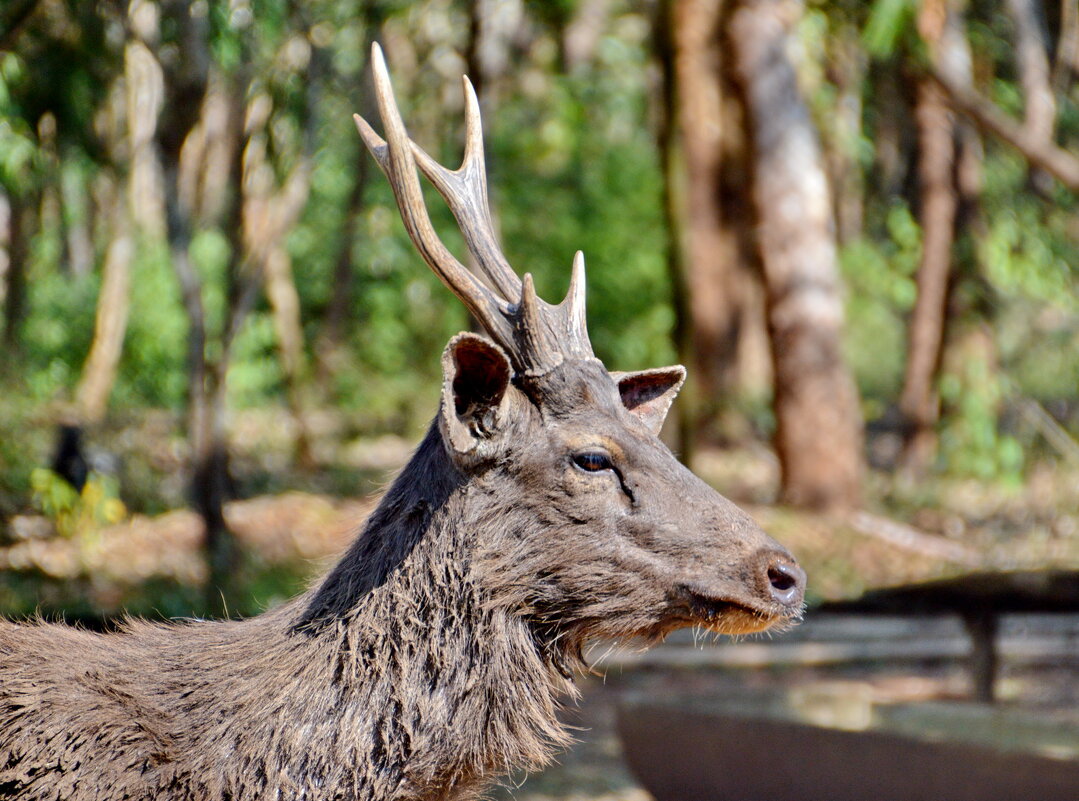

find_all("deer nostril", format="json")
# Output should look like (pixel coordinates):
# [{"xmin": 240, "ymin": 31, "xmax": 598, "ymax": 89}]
[
  {"xmin": 768, "ymin": 566, "xmax": 796, "ymax": 591},
  {"xmin": 765, "ymin": 559, "xmax": 805, "ymax": 607}
]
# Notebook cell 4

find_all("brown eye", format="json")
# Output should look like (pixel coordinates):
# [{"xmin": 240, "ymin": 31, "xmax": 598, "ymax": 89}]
[{"xmin": 573, "ymin": 451, "xmax": 613, "ymax": 472}]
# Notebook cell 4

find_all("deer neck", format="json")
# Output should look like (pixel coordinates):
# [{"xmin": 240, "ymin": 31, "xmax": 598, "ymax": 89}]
[{"xmin": 289, "ymin": 423, "xmax": 576, "ymax": 799}]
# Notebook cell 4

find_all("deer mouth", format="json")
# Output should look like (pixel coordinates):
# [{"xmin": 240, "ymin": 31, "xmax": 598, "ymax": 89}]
[{"xmin": 673, "ymin": 586, "xmax": 797, "ymax": 636}]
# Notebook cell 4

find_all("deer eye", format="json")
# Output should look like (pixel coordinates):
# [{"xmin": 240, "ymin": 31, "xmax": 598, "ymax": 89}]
[{"xmin": 572, "ymin": 451, "xmax": 614, "ymax": 473}]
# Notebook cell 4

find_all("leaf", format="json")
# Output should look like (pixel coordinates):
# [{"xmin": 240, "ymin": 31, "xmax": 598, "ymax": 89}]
[{"xmin": 863, "ymin": 0, "xmax": 916, "ymax": 58}]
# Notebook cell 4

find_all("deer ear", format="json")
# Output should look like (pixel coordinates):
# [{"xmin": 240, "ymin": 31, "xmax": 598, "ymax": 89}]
[
  {"xmin": 612, "ymin": 365, "xmax": 686, "ymax": 434},
  {"xmin": 439, "ymin": 333, "xmax": 515, "ymax": 458}
]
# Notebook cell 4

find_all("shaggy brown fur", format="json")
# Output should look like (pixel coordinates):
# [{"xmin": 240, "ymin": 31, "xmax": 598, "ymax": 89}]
[{"xmin": 0, "ymin": 47, "xmax": 805, "ymax": 801}]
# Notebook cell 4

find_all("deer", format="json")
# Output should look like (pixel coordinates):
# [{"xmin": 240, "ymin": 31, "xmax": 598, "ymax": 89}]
[{"xmin": 0, "ymin": 44, "xmax": 805, "ymax": 801}]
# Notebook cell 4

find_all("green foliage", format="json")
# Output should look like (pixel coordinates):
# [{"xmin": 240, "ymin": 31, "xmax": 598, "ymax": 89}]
[
  {"xmin": 862, "ymin": 0, "xmax": 917, "ymax": 57},
  {"xmin": 0, "ymin": 53, "xmax": 39, "ymax": 194},
  {"xmin": 30, "ymin": 469, "xmax": 126, "ymax": 540},
  {"xmin": 21, "ymin": 268, "xmax": 98, "ymax": 401},
  {"xmin": 837, "ymin": 0, "xmax": 1079, "ymax": 484},
  {"xmin": 493, "ymin": 35, "xmax": 674, "ymax": 372},
  {"xmin": 938, "ymin": 350, "xmax": 1024, "ymax": 483},
  {"xmin": 0, "ymin": 0, "xmax": 1076, "ymax": 565},
  {"xmin": 839, "ymin": 202, "xmax": 920, "ymax": 406},
  {"xmin": 229, "ymin": 312, "xmax": 284, "ymax": 408},
  {"xmin": 116, "ymin": 239, "xmax": 189, "ymax": 408}
]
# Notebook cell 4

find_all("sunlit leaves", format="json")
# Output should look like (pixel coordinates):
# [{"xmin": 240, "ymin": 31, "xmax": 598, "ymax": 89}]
[
  {"xmin": 862, "ymin": 0, "xmax": 916, "ymax": 58},
  {"xmin": 0, "ymin": 53, "xmax": 39, "ymax": 194}
]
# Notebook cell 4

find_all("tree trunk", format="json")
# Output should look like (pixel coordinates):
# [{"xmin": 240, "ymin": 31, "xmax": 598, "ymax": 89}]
[
  {"xmin": 316, "ymin": 168, "xmax": 365, "ymax": 381},
  {"xmin": 899, "ymin": 80, "xmax": 958, "ymax": 476},
  {"xmin": 730, "ymin": 0, "xmax": 864, "ymax": 510},
  {"xmin": 264, "ymin": 245, "xmax": 315, "ymax": 468},
  {"xmin": 657, "ymin": 0, "xmax": 765, "ymax": 458},
  {"xmin": 0, "ymin": 192, "xmax": 8, "ymax": 312},
  {"xmin": 1006, "ymin": 0, "xmax": 1057, "ymax": 193},
  {"xmin": 899, "ymin": 0, "xmax": 971, "ymax": 477},
  {"xmin": 61, "ymin": 168, "xmax": 94, "ymax": 277},
  {"xmin": 2, "ymin": 194, "xmax": 29, "ymax": 349},
  {"xmin": 75, "ymin": 223, "xmax": 132, "ymax": 423},
  {"xmin": 73, "ymin": 19, "xmax": 165, "ymax": 426},
  {"xmin": 564, "ymin": 0, "xmax": 612, "ymax": 72},
  {"xmin": 242, "ymin": 97, "xmax": 313, "ymax": 468},
  {"xmin": 1052, "ymin": 0, "xmax": 1078, "ymax": 98},
  {"xmin": 825, "ymin": 29, "xmax": 867, "ymax": 245},
  {"xmin": 873, "ymin": 61, "xmax": 914, "ymax": 197},
  {"xmin": 671, "ymin": 0, "xmax": 750, "ymax": 430},
  {"xmin": 124, "ymin": 36, "xmax": 167, "ymax": 239},
  {"xmin": 316, "ymin": 10, "xmax": 380, "ymax": 383},
  {"xmin": 153, "ymin": 0, "xmax": 237, "ymax": 616},
  {"xmin": 654, "ymin": 0, "xmax": 693, "ymax": 459},
  {"xmin": 193, "ymin": 359, "xmax": 233, "ymax": 616}
]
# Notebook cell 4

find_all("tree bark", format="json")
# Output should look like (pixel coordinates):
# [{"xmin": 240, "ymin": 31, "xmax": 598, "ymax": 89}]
[
  {"xmin": 824, "ymin": 29, "xmax": 867, "ymax": 245},
  {"xmin": 0, "ymin": 192, "xmax": 8, "ymax": 312},
  {"xmin": 730, "ymin": 0, "xmax": 864, "ymax": 510},
  {"xmin": 928, "ymin": 64, "xmax": 1079, "ymax": 190},
  {"xmin": 124, "ymin": 36, "xmax": 167, "ymax": 239},
  {"xmin": 899, "ymin": 79, "xmax": 957, "ymax": 475},
  {"xmin": 899, "ymin": 0, "xmax": 978, "ymax": 477},
  {"xmin": 153, "ymin": 0, "xmax": 237, "ymax": 616},
  {"xmin": 75, "ymin": 223, "xmax": 132, "ymax": 423},
  {"xmin": 654, "ymin": 0, "xmax": 693, "ymax": 459},
  {"xmin": 73, "ymin": 14, "xmax": 166, "ymax": 426},
  {"xmin": 671, "ymin": 0, "xmax": 750, "ymax": 426},
  {"xmin": 1006, "ymin": 0, "xmax": 1057, "ymax": 193},
  {"xmin": 316, "ymin": 167, "xmax": 366, "ymax": 381},
  {"xmin": 61, "ymin": 168, "xmax": 94, "ymax": 277},
  {"xmin": 263, "ymin": 244, "xmax": 314, "ymax": 468},
  {"xmin": 658, "ymin": 0, "xmax": 766, "ymax": 457},
  {"xmin": 316, "ymin": 9, "xmax": 380, "ymax": 382},
  {"xmin": 1052, "ymin": 0, "xmax": 1078, "ymax": 98},
  {"xmin": 2, "ymin": 194, "xmax": 29, "ymax": 349},
  {"xmin": 564, "ymin": 0, "xmax": 612, "ymax": 72},
  {"xmin": 242, "ymin": 91, "xmax": 313, "ymax": 468},
  {"xmin": 873, "ymin": 61, "xmax": 915, "ymax": 197}
]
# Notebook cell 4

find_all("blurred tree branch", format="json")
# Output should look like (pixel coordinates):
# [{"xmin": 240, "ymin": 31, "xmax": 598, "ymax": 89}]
[
  {"xmin": 1006, "ymin": 0, "xmax": 1057, "ymax": 193},
  {"xmin": 1053, "ymin": 0, "xmax": 1079, "ymax": 98},
  {"xmin": 928, "ymin": 65, "xmax": 1079, "ymax": 191}
]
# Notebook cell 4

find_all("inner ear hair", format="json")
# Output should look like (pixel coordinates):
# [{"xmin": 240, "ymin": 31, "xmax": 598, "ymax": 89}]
[
  {"xmin": 440, "ymin": 333, "xmax": 515, "ymax": 456},
  {"xmin": 619, "ymin": 373, "xmax": 673, "ymax": 411},
  {"xmin": 616, "ymin": 367, "xmax": 685, "ymax": 411},
  {"xmin": 452, "ymin": 337, "xmax": 511, "ymax": 417},
  {"xmin": 611, "ymin": 366, "xmax": 686, "ymax": 434}
]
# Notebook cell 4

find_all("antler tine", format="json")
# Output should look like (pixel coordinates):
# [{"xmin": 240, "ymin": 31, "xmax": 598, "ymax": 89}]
[
  {"xmin": 355, "ymin": 43, "xmax": 514, "ymax": 345},
  {"xmin": 408, "ymin": 76, "xmax": 522, "ymax": 302},
  {"xmin": 358, "ymin": 44, "xmax": 597, "ymax": 377},
  {"xmin": 559, "ymin": 251, "xmax": 592, "ymax": 356}
]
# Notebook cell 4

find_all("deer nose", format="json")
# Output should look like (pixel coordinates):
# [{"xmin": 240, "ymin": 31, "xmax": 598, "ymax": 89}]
[{"xmin": 764, "ymin": 555, "xmax": 806, "ymax": 608}]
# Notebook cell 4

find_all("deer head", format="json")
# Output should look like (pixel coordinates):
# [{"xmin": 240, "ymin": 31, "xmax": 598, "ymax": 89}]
[{"xmin": 354, "ymin": 44, "xmax": 805, "ymax": 662}]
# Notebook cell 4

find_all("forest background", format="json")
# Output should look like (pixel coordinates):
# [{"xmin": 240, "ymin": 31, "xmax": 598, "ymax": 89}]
[{"xmin": 0, "ymin": 0, "xmax": 1077, "ymax": 620}]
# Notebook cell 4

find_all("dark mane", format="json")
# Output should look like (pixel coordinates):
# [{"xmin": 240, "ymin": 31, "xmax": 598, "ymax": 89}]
[{"xmin": 2, "ymin": 423, "xmax": 575, "ymax": 800}]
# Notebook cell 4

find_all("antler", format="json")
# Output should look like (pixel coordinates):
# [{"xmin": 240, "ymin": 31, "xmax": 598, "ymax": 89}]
[{"xmin": 354, "ymin": 43, "xmax": 593, "ymax": 376}]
